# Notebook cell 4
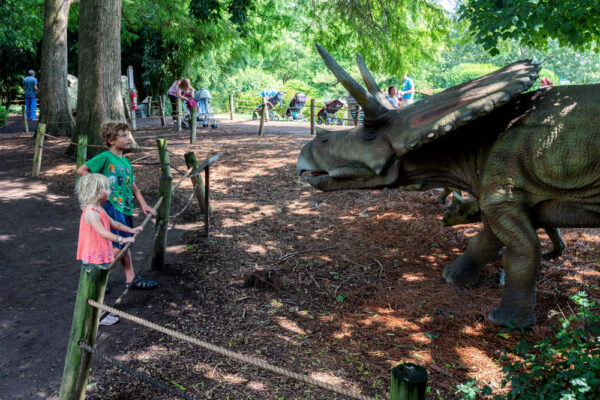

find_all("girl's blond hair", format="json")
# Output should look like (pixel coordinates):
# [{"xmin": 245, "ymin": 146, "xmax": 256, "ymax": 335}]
[{"xmin": 76, "ymin": 173, "xmax": 110, "ymax": 209}]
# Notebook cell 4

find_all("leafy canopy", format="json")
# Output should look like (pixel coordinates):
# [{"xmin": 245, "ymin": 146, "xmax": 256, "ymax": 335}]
[{"xmin": 460, "ymin": 0, "xmax": 600, "ymax": 56}]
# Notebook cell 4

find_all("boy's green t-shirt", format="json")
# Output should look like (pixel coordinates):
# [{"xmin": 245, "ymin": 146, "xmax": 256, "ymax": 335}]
[{"xmin": 85, "ymin": 150, "xmax": 135, "ymax": 215}]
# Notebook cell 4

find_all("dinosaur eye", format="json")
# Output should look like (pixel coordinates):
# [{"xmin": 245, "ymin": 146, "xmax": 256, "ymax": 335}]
[{"xmin": 321, "ymin": 138, "xmax": 329, "ymax": 144}]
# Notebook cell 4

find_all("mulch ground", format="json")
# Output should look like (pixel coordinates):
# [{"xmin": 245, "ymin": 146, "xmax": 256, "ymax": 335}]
[{"xmin": 2, "ymin": 119, "xmax": 599, "ymax": 399}]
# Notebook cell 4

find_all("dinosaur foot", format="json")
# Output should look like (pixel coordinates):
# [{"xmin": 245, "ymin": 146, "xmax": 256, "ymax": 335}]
[
  {"xmin": 442, "ymin": 254, "xmax": 481, "ymax": 286},
  {"xmin": 488, "ymin": 305, "xmax": 535, "ymax": 327}
]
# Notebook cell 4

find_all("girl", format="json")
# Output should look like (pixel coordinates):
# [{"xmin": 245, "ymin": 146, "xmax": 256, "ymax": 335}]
[{"xmin": 76, "ymin": 173, "xmax": 141, "ymax": 267}]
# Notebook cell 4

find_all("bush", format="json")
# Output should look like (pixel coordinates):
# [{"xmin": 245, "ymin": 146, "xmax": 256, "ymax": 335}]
[
  {"xmin": 457, "ymin": 292, "xmax": 600, "ymax": 400},
  {"xmin": 0, "ymin": 105, "xmax": 7, "ymax": 127}
]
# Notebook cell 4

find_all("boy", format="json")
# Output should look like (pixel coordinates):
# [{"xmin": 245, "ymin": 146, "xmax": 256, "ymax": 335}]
[{"xmin": 77, "ymin": 122, "xmax": 157, "ymax": 290}]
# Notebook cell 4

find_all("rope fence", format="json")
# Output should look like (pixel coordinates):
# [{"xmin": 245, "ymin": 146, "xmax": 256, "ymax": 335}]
[{"xmin": 88, "ymin": 300, "xmax": 379, "ymax": 400}]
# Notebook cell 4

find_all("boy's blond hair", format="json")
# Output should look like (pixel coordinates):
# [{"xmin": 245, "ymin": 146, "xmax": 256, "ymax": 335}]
[
  {"xmin": 102, "ymin": 122, "xmax": 130, "ymax": 147},
  {"xmin": 76, "ymin": 173, "xmax": 110, "ymax": 209}
]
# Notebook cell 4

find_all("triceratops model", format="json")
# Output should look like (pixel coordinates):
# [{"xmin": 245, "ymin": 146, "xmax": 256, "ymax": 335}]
[{"xmin": 297, "ymin": 44, "xmax": 600, "ymax": 326}]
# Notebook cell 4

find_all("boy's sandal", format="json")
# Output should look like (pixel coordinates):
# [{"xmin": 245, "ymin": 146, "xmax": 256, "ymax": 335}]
[{"xmin": 125, "ymin": 277, "xmax": 158, "ymax": 290}]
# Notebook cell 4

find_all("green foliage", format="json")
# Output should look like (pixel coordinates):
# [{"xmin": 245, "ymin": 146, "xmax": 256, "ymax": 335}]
[
  {"xmin": 456, "ymin": 292, "xmax": 600, "ymax": 400},
  {"xmin": 0, "ymin": 104, "xmax": 7, "ymax": 127},
  {"xmin": 460, "ymin": 0, "xmax": 600, "ymax": 56}
]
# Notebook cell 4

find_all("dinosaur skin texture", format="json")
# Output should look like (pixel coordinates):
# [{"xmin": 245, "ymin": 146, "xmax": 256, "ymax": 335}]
[{"xmin": 297, "ymin": 46, "xmax": 600, "ymax": 326}]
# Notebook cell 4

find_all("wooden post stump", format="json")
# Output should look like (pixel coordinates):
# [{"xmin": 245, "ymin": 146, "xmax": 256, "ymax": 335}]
[
  {"xmin": 32, "ymin": 123, "xmax": 46, "ymax": 177},
  {"xmin": 190, "ymin": 107, "xmax": 197, "ymax": 143},
  {"xmin": 310, "ymin": 99, "xmax": 316, "ymax": 135},
  {"xmin": 354, "ymin": 105, "xmax": 360, "ymax": 126},
  {"xmin": 229, "ymin": 93, "xmax": 234, "ymax": 120},
  {"xmin": 184, "ymin": 152, "xmax": 211, "ymax": 215},
  {"xmin": 258, "ymin": 97, "xmax": 266, "ymax": 136},
  {"xmin": 152, "ymin": 139, "xmax": 172, "ymax": 270},
  {"xmin": 123, "ymin": 96, "xmax": 131, "ymax": 121},
  {"xmin": 22, "ymin": 105, "xmax": 29, "ymax": 134},
  {"xmin": 58, "ymin": 264, "xmax": 108, "ymax": 400},
  {"xmin": 390, "ymin": 363, "xmax": 427, "ymax": 400}
]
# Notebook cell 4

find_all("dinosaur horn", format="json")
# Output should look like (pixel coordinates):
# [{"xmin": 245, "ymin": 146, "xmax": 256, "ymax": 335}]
[
  {"xmin": 357, "ymin": 54, "xmax": 380, "ymax": 96},
  {"xmin": 315, "ymin": 44, "xmax": 388, "ymax": 118}
]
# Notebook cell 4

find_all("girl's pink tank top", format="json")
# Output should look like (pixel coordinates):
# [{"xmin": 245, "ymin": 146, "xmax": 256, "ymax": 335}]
[{"xmin": 77, "ymin": 206, "xmax": 115, "ymax": 264}]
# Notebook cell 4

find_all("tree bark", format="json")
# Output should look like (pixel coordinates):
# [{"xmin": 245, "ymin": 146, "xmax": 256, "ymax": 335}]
[
  {"xmin": 71, "ymin": 0, "xmax": 125, "ymax": 157},
  {"xmin": 40, "ymin": 0, "xmax": 75, "ymax": 136}
]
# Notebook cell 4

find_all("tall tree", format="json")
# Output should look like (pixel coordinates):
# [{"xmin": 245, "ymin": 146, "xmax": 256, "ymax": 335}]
[
  {"xmin": 40, "ymin": 0, "xmax": 75, "ymax": 135},
  {"xmin": 72, "ymin": 0, "xmax": 125, "ymax": 157}
]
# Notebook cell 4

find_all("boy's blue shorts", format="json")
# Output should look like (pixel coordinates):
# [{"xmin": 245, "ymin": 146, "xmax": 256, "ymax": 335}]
[{"xmin": 103, "ymin": 201, "xmax": 133, "ymax": 249}]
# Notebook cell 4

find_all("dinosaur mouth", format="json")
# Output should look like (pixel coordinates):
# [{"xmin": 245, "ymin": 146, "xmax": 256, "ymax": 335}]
[{"xmin": 308, "ymin": 170, "xmax": 328, "ymax": 176}]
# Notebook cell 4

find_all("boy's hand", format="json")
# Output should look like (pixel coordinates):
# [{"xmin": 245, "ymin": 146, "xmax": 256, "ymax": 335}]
[
  {"xmin": 142, "ymin": 203, "xmax": 157, "ymax": 216},
  {"xmin": 132, "ymin": 226, "xmax": 143, "ymax": 234},
  {"xmin": 122, "ymin": 237, "xmax": 135, "ymax": 244}
]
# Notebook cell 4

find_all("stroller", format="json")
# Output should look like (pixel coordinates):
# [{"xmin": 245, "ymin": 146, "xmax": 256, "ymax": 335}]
[
  {"xmin": 285, "ymin": 92, "xmax": 307, "ymax": 120},
  {"xmin": 194, "ymin": 89, "xmax": 217, "ymax": 128},
  {"xmin": 317, "ymin": 96, "xmax": 346, "ymax": 125},
  {"xmin": 252, "ymin": 89, "xmax": 286, "ymax": 121}
]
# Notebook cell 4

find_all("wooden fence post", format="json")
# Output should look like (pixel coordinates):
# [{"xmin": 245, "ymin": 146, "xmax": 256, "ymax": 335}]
[
  {"xmin": 310, "ymin": 99, "xmax": 316, "ymax": 135},
  {"xmin": 258, "ymin": 97, "xmax": 266, "ymax": 136},
  {"xmin": 177, "ymin": 97, "xmax": 182, "ymax": 131},
  {"xmin": 159, "ymin": 96, "xmax": 166, "ymax": 126},
  {"xmin": 32, "ymin": 123, "xmax": 46, "ymax": 177},
  {"xmin": 229, "ymin": 93, "xmax": 234, "ymax": 120},
  {"xmin": 390, "ymin": 363, "xmax": 427, "ymax": 400},
  {"xmin": 22, "ymin": 105, "xmax": 29, "ymax": 134},
  {"xmin": 148, "ymin": 97, "xmax": 153, "ymax": 117},
  {"xmin": 184, "ymin": 152, "xmax": 211, "ymax": 215},
  {"xmin": 190, "ymin": 107, "xmax": 197, "ymax": 144},
  {"xmin": 152, "ymin": 138, "xmax": 172, "ymax": 270},
  {"xmin": 354, "ymin": 105, "xmax": 360, "ymax": 126},
  {"xmin": 58, "ymin": 264, "xmax": 108, "ymax": 400},
  {"xmin": 75, "ymin": 133, "xmax": 88, "ymax": 182}
]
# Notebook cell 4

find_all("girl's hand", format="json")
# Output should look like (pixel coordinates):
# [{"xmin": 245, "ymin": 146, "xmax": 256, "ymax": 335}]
[
  {"xmin": 142, "ymin": 203, "xmax": 157, "ymax": 216},
  {"xmin": 132, "ymin": 226, "xmax": 143, "ymax": 234},
  {"xmin": 122, "ymin": 237, "xmax": 135, "ymax": 244}
]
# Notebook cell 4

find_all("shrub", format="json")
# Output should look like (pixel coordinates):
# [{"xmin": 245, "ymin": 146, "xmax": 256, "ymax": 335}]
[
  {"xmin": 0, "ymin": 105, "xmax": 7, "ymax": 127},
  {"xmin": 457, "ymin": 292, "xmax": 600, "ymax": 400}
]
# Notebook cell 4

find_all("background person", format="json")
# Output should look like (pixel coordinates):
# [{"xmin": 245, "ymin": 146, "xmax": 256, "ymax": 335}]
[
  {"xmin": 386, "ymin": 85, "xmax": 399, "ymax": 108},
  {"xmin": 400, "ymin": 73, "xmax": 415, "ymax": 106},
  {"xmin": 23, "ymin": 70, "xmax": 38, "ymax": 120},
  {"xmin": 167, "ymin": 78, "xmax": 193, "ymax": 124}
]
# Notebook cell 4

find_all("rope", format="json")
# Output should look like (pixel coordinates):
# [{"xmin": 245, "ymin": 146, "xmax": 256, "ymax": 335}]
[
  {"xmin": 87, "ymin": 300, "xmax": 377, "ymax": 400},
  {"xmin": 40, "ymin": 132, "xmax": 160, "ymax": 151},
  {"xmin": 78, "ymin": 342, "xmax": 199, "ymax": 400},
  {"xmin": 171, "ymin": 167, "xmax": 194, "ymax": 192},
  {"xmin": 108, "ymin": 196, "xmax": 163, "ymax": 272}
]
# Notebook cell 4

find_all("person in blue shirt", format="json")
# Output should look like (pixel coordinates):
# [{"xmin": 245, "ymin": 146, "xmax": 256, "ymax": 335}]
[
  {"xmin": 399, "ymin": 73, "xmax": 415, "ymax": 106},
  {"xmin": 22, "ymin": 70, "xmax": 39, "ymax": 120}
]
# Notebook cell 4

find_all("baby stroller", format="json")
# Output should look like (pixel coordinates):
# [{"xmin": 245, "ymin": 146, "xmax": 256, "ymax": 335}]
[
  {"xmin": 285, "ymin": 92, "xmax": 307, "ymax": 120},
  {"xmin": 317, "ymin": 97, "xmax": 346, "ymax": 125},
  {"xmin": 252, "ymin": 89, "xmax": 286, "ymax": 121},
  {"xmin": 194, "ymin": 89, "xmax": 217, "ymax": 129}
]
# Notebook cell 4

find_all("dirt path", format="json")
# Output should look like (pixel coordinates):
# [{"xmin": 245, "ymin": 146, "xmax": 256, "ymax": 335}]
[{"xmin": 0, "ymin": 133, "xmax": 189, "ymax": 399}]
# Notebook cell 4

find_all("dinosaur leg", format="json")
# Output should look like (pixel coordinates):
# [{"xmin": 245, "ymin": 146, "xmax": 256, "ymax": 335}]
[
  {"xmin": 486, "ymin": 206, "xmax": 540, "ymax": 327},
  {"xmin": 541, "ymin": 228, "xmax": 565, "ymax": 259},
  {"xmin": 442, "ymin": 223, "xmax": 502, "ymax": 285}
]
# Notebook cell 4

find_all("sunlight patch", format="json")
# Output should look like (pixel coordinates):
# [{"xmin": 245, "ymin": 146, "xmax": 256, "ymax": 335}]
[
  {"xmin": 276, "ymin": 316, "xmax": 306, "ymax": 335},
  {"xmin": 246, "ymin": 381, "xmax": 267, "ymax": 390}
]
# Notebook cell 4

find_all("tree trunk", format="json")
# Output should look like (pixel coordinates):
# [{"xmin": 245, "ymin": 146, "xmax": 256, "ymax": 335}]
[
  {"xmin": 70, "ymin": 0, "xmax": 125, "ymax": 157},
  {"xmin": 40, "ymin": 0, "xmax": 75, "ymax": 136}
]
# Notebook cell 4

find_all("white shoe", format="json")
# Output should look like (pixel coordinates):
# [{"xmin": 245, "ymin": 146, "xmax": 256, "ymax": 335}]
[{"xmin": 99, "ymin": 313, "xmax": 120, "ymax": 326}]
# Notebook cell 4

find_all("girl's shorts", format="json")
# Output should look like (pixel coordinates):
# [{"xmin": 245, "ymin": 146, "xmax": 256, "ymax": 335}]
[{"xmin": 103, "ymin": 201, "xmax": 134, "ymax": 249}]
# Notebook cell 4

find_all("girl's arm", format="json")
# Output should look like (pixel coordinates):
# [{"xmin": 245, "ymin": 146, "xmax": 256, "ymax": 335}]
[
  {"xmin": 132, "ymin": 182, "xmax": 157, "ymax": 216},
  {"xmin": 84, "ymin": 209, "xmax": 135, "ymax": 244},
  {"xmin": 107, "ymin": 215, "xmax": 142, "ymax": 234}
]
